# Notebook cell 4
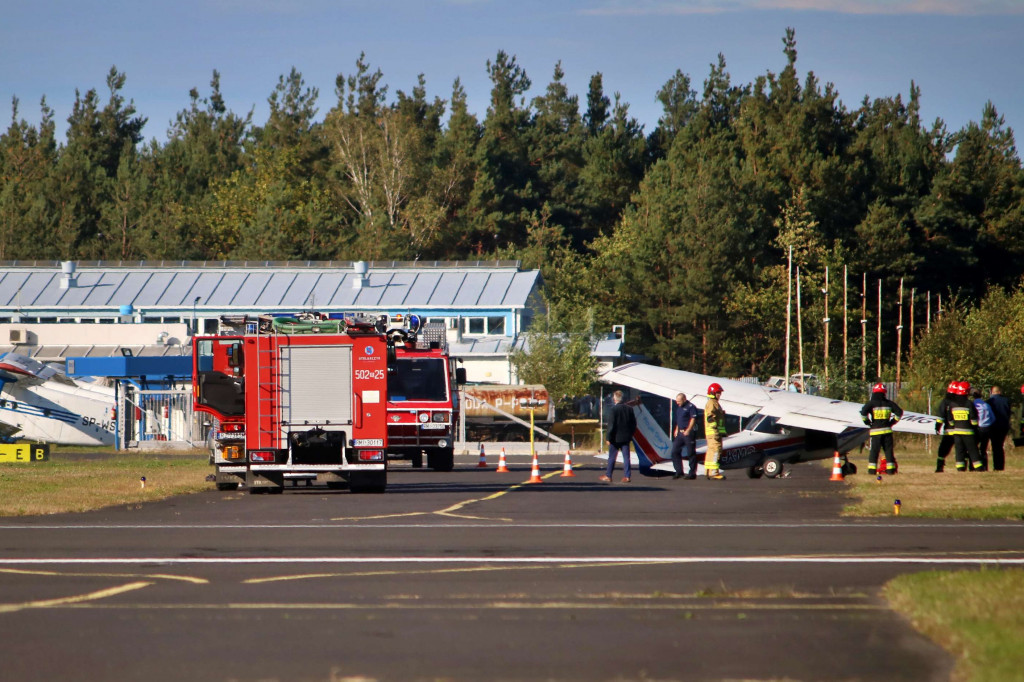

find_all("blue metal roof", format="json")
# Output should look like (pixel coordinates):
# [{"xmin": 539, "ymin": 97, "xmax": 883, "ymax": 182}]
[{"xmin": 0, "ymin": 261, "xmax": 542, "ymax": 315}]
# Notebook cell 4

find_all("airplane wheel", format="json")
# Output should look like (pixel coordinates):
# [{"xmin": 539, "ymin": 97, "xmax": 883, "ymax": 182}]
[
  {"xmin": 842, "ymin": 461, "xmax": 858, "ymax": 475},
  {"xmin": 763, "ymin": 457, "xmax": 784, "ymax": 478},
  {"xmin": 746, "ymin": 466, "xmax": 764, "ymax": 479}
]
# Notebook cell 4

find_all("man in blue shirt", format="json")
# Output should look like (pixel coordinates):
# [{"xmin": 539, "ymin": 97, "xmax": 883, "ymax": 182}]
[
  {"xmin": 986, "ymin": 385, "xmax": 1011, "ymax": 471},
  {"xmin": 670, "ymin": 393, "xmax": 699, "ymax": 480}
]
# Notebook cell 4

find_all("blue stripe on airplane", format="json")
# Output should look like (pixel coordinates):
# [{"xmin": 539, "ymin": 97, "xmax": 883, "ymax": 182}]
[{"xmin": 0, "ymin": 402, "xmax": 79, "ymax": 425}]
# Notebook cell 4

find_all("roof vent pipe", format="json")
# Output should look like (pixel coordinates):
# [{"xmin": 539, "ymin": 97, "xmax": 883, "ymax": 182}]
[
  {"xmin": 59, "ymin": 261, "xmax": 77, "ymax": 290},
  {"xmin": 353, "ymin": 261, "xmax": 369, "ymax": 289}
]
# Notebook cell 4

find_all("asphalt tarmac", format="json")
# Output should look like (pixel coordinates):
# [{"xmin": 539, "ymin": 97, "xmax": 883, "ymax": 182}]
[{"xmin": 2, "ymin": 452, "xmax": 1023, "ymax": 681}]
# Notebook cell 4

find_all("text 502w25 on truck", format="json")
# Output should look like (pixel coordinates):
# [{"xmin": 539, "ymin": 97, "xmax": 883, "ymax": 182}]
[{"xmin": 193, "ymin": 313, "xmax": 392, "ymax": 494}]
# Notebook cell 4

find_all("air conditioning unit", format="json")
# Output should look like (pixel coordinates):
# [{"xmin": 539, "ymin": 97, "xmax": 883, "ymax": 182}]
[{"xmin": 9, "ymin": 329, "xmax": 23, "ymax": 343}]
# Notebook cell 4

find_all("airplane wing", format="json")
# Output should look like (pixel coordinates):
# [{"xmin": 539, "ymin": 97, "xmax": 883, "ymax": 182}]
[
  {"xmin": 598, "ymin": 362, "xmax": 940, "ymax": 435},
  {"xmin": 0, "ymin": 353, "xmax": 60, "ymax": 386}
]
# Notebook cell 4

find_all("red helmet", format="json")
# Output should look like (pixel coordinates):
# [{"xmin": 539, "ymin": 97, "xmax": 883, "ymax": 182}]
[
  {"xmin": 707, "ymin": 382, "xmax": 723, "ymax": 395},
  {"xmin": 871, "ymin": 382, "xmax": 886, "ymax": 394},
  {"xmin": 947, "ymin": 381, "xmax": 959, "ymax": 394},
  {"xmin": 951, "ymin": 381, "xmax": 969, "ymax": 396},
  {"xmin": 1020, "ymin": 383, "xmax": 1024, "ymax": 395}
]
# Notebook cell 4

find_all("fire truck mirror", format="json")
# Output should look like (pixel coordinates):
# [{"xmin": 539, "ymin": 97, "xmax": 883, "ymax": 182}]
[{"xmin": 455, "ymin": 367, "xmax": 467, "ymax": 386}]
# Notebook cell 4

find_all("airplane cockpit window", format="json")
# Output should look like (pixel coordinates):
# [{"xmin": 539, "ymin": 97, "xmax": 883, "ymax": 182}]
[{"xmin": 750, "ymin": 415, "xmax": 784, "ymax": 434}]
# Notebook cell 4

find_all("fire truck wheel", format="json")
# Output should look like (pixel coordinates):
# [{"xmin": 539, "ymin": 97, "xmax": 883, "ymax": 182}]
[
  {"xmin": 349, "ymin": 472, "xmax": 387, "ymax": 494},
  {"xmin": 428, "ymin": 448, "xmax": 454, "ymax": 472}
]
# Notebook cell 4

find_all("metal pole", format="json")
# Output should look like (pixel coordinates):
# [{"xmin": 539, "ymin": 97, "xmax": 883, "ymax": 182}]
[
  {"xmin": 785, "ymin": 246, "xmax": 792, "ymax": 387},
  {"xmin": 843, "ymin": 266, "xmax": 848, "ymax": 388},
  {"xmin": 896, "ymin": 278, "xmax": 904, "ymax": 398},
  {"xmin": 823, "ymin": 266, "xmax": 829, "ymax": 389},
  {"xmin": 797, "ymin": 266, "xmax": 804, "ymax": 392},
  {"xmin": 861, "ymin": 273, "xmax": 867, "ymax": 382}
]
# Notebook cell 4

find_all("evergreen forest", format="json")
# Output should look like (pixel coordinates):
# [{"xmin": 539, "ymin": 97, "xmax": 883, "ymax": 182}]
[{"xmin": 3, "ymin": 30, "xmax": 1023, "ymax": 396}]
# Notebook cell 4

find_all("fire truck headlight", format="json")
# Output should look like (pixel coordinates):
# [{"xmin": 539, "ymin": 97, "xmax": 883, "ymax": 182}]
[
  {"xmin": 437, "ymin": 439, "xmax": 448, "ymax": 448},
  {"xmin": 431, "ymin": 411, "xmax": 447, "ymax": 422},
  {"xmin": 418, "ymin": 412, "xmax": 430, "ymax": 423}
]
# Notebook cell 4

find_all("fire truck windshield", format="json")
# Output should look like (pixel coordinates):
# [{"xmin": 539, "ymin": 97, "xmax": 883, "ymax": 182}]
[{"xmin": 388, "ymin": 357, "xmax": 448, "ymax": 401}]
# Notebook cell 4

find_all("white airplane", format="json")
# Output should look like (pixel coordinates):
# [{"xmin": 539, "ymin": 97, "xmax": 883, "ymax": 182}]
[
  {"xmin": 598, "ymin": 362, "xmax": 941, "ymax": 479},
  {"xmin": 0, "ymin": 352, "xmax": 117, "ymax": 446}
]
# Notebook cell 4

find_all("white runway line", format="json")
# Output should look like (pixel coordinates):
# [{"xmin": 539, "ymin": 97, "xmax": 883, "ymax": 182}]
[
  {"xmin": 0, "ymin": 521, "xmax": 1022, "ymax": 530},
  {"xmin": 2, "ymin": 556, "xmax": 1024, "ymax": 566}
]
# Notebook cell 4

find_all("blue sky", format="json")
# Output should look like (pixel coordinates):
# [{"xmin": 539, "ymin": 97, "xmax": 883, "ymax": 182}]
[{"xmin": 3, "ymin": 0, "xmax": 1023, "ymax": 144}]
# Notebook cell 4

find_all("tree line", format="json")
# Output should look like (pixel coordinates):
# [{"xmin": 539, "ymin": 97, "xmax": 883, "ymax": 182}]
[{"xmin": 2, "ymin": 30, "xmax": 1023, "ymax": 393}]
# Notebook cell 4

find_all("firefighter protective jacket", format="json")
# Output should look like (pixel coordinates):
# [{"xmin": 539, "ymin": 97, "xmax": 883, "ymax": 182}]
[
  {"xmin": 944, "ymin": 396, "xmax": 979, "ymax": 436},
  {"xmin": 860, "ymin": 395, "xmax": 904, "ymax": 436}
]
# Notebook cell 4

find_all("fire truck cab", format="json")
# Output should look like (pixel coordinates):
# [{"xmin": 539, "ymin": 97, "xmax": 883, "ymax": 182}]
[
  {"xmin": 193, "ymin": 313, "xmax": 391, "ymax": 494},
  {"xmin": 385, "ymin": 316, "xmax": 465, "ymax": 471}
]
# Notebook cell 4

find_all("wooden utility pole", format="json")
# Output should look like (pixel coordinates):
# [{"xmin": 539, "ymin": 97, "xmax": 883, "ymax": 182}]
[
  {"xmin": 843, "ymin": 266, "xmax": 849, "ymax": 385},
  {"xmin": 909, "ymin": 287, "xmax": 916, "ymax": 363},
  {"xmin": 876, "ymin": 279, "xmax": 882, "ymax": 380}
]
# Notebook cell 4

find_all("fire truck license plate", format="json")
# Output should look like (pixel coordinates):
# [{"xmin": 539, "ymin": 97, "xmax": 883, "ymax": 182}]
[
  {"xmin": 421, "ymin": 423, "xmax": 445, "ymax": 429},
  {"xmin": 353, "ymin": 439, "xmax": 384, "ymax": 447}
]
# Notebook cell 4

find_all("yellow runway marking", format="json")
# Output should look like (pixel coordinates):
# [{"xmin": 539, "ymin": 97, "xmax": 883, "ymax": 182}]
[
  {"xmin": 331, "ymin": 469, "xmax": 565, "ymax": 523},
  {"xmin": 0, "ymin": 568, "xmax": 208, "ymax": 584},
  {"xmin": 0, "ymin": 581, "xmax": 153, "ymax": 614},
  {"xmin": 244, "ymin": 559, "xmax": 686, "ymax": 585}
]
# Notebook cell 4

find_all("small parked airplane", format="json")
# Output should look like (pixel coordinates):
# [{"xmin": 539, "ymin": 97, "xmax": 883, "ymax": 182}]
[
  {"xmin": 0, "ymin": 352, "xmax": 117, "ymax": 446},
  {"xmin": 598, "ymin": 362, "xmax": 941, "ymax": 478}
]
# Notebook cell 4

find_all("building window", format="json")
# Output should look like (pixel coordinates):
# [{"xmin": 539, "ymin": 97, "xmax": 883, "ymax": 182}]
[{"xmin": 463, "ymin": 316, "xmax": 506, "ymax": 336}]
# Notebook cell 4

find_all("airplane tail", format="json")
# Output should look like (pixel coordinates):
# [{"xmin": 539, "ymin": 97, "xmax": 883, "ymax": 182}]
[{"xmin": 630, "ymin": 403, "xmax": 673, "ymax": 475}]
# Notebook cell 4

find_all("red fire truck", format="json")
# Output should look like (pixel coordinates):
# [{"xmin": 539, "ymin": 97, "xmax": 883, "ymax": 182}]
[
  {"xmin": 385, "ymin": 317, "xmax": 465, "ymax": 471},
  {"xmin": 193, "ymin": 313, "xmax": 391, "ymax": 493}
]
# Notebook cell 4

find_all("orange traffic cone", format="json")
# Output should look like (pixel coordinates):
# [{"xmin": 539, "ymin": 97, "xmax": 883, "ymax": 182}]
[
  {"xmin": 496, "ymin": 448, "xmax": 510, "ymax": 473},
  {"xmin": 527, "ymin": 452, "xmax": 543, "ymax": 483},
  {"xmin": 829, "ymin": 451, "xmax": 844, "ymax": 481},
  {"xmin": 560, "ymin": 449, "xmax": 576, "ymax": 477},
  {"xmin": 477, "ymin": 443, "xmax": 488, "ymax": 468}
]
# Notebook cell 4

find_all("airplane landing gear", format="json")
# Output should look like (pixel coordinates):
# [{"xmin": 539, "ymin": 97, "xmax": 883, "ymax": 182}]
[{"xmin": 762, "ymin": 457, "xmax": 784, "ymax": 478}]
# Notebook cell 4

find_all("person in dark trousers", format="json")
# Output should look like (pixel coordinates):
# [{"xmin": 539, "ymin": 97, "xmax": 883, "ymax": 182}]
[
  {"xmin": 600, "ymin": 390, "xmax": 637, "ymax": 483},
  {"xmin": 972, "ymin": 387, "xmax": 994, "ymax": 470},
  {"xmin": 860, "ymin": 382, "xmax": 904, "ymax": 475},
  {"xmin": 669, "ymin": 392, "xmax": 699, "ymax": 479},
  {"xmin": 934, "ymin": 383, "xmax": 957, "ymax": 473},
  {"xmin": 987, "ymin": 385, "xmax": 1011, "ymax": 471},
  {"xmin": 945, "ymin": 381, "xmax": 984, "ymax": 472}
]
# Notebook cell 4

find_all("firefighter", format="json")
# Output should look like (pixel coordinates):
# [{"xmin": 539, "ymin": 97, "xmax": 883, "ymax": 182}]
[
  {"xmin": 945, "ymin": 381, "xmax": 984, "ymax": 472},
  {"xmin": 934, "ymin": 382, "xmax": 958, "ymax": 473},
  {"xmin": 703, "ymin": 383, "xmax": 726, "ymax": 480},
  {"xmin": 859, "ymin": 382, "xmax": 904, "ymax": 475}
]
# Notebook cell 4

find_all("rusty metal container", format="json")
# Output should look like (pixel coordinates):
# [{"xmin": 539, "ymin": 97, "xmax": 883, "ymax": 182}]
[{"xmin": 462, "ymin": 384, "xmax": 554, "ymax": 422}]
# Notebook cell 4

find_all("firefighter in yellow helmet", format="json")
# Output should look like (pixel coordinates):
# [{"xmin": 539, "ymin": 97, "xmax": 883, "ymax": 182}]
[
  {"xmin": 703, "ymin": 383, "xmax": 726, "ymax": 480},
  {"xmin": 859, "ymin": 382, "xmax": 904, "ymax": 475}
]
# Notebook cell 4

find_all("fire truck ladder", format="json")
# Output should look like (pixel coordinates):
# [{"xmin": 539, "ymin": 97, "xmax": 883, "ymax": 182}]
[{"xmin": 254, "ymin": 332, "xmax": 283, "ymax": 451}]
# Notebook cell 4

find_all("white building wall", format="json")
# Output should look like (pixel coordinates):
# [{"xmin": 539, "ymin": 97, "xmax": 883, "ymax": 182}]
[{"xmin": 1, "ymin": 323, "xmax": 190, "ymax": 348}]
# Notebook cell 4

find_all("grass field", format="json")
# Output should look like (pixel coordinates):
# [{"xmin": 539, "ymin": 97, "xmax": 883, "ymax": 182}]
[
  {"xmin": 843, "ymin": 435, "xmax": 1024, "ymax": 518},
  {"xmin": 885, "ymin": 569, "xmax": 1024, "ymax": 682},
  {"xmin": 0, "ymin": 446, "xmax": 210, "ymax": 516}
]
